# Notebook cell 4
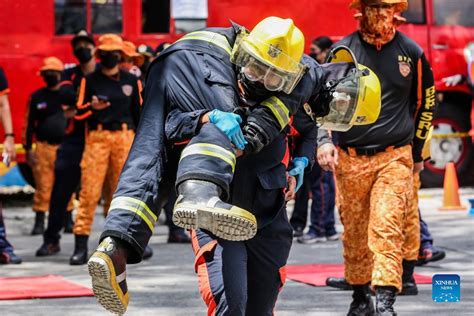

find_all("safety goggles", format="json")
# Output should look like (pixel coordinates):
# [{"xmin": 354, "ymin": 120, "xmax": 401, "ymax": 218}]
[{"xmin": 231, "ymin": 33, "xmax": 307, "ymax": 94}]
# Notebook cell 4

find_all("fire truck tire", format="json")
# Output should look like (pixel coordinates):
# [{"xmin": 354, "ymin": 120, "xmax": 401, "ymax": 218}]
[{"xmin": 421, "ymin": 101, "xmax": 473, "ymax": 188}]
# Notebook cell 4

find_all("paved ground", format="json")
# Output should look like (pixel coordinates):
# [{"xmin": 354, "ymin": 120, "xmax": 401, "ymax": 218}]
[{"xmin": 1, "ymin": 188, "xmax": 473, "ymax": 315}]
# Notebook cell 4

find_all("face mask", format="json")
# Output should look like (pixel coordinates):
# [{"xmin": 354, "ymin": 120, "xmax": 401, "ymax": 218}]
[
  {"xmin": 43, "ymin": 74, "xmax": 59, "ymax": 88},
  {"xmin": 309, "ymin": 52, "xmax": 318, "ymax": 60},
  {"xmin": 238, "ymin": 71, "xmax": 272, "ymax": 103},
  {"xmin": 74, "ymin": 47, "xmax": 93, "ymax": 64},
  {"xmin": 358, "ymin": 5, "xmax": 396, "ymax": 50},
  {"xmin": 100, "ymin": 52, "xmax": 120, "ymax": 69}
]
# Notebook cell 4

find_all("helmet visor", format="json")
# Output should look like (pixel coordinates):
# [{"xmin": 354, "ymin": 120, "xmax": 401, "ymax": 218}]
[
  {"xmin": 231, "ymin": 34, "xmax": 306, "ymax": 94},
  {"xmin": 317, "ymin": 68, "xmax": 361, "ymax": 131}
]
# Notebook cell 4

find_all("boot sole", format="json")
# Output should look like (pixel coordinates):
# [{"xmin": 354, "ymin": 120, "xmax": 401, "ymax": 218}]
[
  {"xmin": 88, "ymin": 252, "xmax": 129, "ymax": 315},
  {"xmin": 173, "ymin": 204, "xmax": 257, "ymax": 241}
]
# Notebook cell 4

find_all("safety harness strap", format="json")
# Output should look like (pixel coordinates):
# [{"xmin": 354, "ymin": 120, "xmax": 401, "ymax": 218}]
[
  {"xmin": 261, "ymin": 96, "xmax": 290, "ymax": 130},
  {"xmin": 180, "ymin": 143, "xmax": 236, "ymax": 172},
  {"xmin": 109, "ymin": 197, "xmax": 157, "ymax": 231}
]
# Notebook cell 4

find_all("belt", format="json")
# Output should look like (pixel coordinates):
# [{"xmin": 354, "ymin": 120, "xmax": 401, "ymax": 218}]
[
  {"xmin": 89, "ymin": 122, "xmax": 133, "ymax": 131},
  {"xmin": 339, "ymin": 143, "xmax": 409, "ymax": 157}
]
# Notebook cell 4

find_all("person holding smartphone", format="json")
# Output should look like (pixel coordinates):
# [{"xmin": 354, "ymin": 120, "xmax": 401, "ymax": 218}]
[
  {"xmin": 0, "ymin": 66, "xmax": 21, "ymax": 264},
  {"xmin": 70, "ymin": 34, "xmax": 141, "ymax": 265}
]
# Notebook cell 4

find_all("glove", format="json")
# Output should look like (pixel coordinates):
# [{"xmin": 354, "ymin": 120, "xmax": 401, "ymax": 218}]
[
  {"xmin": 208, "ymin": 109, "xmax": 247, "ymax": 150},
  {"xmin": 288, "ymin": 157, "xmax": 309, "ymax": 192}
]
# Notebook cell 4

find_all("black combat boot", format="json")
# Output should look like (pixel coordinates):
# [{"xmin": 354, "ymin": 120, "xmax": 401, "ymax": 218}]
[
  {"xmin": 64, "ymin": 210, "xmax": 74, "ymax": 234},
  {"xmin": 347, "ymin": 284, "xmax": 375, "ymax": 316},
  {"xmin": 36, "ymin": 242, "xmax": 60, "ymax": 256},
  {"xmin": 326, "ymin": 277, "xmax": 353, "ymax": 290},
  {"xmin": 375, "ymin": 286, "xmax": 397, "ymax": 316},
  {"xmin": 70, "ymin": 235, "xmax": 88, "ymax": 265},
  {"xmin": 88, "ymin": 237, "xmax": 129, "ymax": 315},
  {"xmin": 31, "ymin": 211, "xmax": 45, "ymax": 235},
  {"xmin": 173, "ymin": 180, "xmax": 257, "ymax": 241},
  {"xmin": 400, "ymin": 260, "xmax": 418, "ymax": 295}
]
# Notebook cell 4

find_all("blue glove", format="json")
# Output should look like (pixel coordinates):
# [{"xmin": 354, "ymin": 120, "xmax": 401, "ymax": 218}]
[
  {"xmin": 208, "ymin": 109, "xmax": 247, "ymax": 150},
  {"xmin": 288, "ymin": 157, "xmax": 309, "ymax": 192}
]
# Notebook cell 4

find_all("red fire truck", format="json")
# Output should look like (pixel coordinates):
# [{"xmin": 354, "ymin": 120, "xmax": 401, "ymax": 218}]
[{"xmin": 0, "ymin": 0, "xmax": 472, "ymax": 188}]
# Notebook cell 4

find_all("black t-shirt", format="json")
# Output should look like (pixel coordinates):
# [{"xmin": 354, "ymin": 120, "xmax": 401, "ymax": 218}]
[
  {"xmin": 75, "ymin": 69, "xmax": 141, "ymax": 128},
  {"xmin": 23, "ymin": 84, "xmax": 75, "ymax": 149},
  {"xmin": 0, "ymin": 67, "xmax": 10, "ymax": 96},
  {"xmin": 327, "ymin": 31, "xmax": 435, "ymax": 162}
]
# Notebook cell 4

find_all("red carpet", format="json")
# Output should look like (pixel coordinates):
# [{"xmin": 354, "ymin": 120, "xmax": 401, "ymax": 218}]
[
  {"xmin": 286, "ymin": 264, "xmax": 432, "ymax": 286},
  {"xmin": 0, "ymin": 275, "xmax": 93, "ymax": 300}
]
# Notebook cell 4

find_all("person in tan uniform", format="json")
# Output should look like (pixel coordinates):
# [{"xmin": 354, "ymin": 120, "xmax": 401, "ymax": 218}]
[
  {"xmin": 70, "ymin": 34, "xmax": 141, "ymax": 265},
  {"xmin": 23, "ymin": 57, "xmax": 75, "ymax": 235}
]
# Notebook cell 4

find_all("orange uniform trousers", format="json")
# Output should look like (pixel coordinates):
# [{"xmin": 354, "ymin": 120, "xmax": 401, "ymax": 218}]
[
  {"xmin": 73, "ymin": 128, "xmax": 134, "ymax": 236},
  {"xmin": 336, "ymin": 145, "xmax": 414, "ymax": 291},
  {"xmin": 402, "ymin": 173, "xmax": 421, "ymax": 261},
  {"xmin": 32, "ymin": 141, "xmax": 60, "ymax": 212}
]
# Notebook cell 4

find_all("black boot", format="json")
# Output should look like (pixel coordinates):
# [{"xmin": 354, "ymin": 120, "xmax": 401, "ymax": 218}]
[
  {"xmin": 64, "ymin": 210, "xmax": 74, "ymax": 234},
  {"xmin": 31, "ymin": 212, "xmax": 45, "ymax": 235},
  {"xmin": 375, "ymin": 286, "xmax": 397, "ymax": 316},
  {"xmin": 173, "ymin": 180, "xmax": 257, "ymax": 241},
  {"xmin": 88, "ymin": 237, "xmax": 129, "ymax": 314},
  {"xmin": 400, "ymin": 260, "xmax": 418, "ymax": 295},
  {"xmin": 347, "ymin": 284, "xmax": 375, "ymax": 316},
  {"xmin": 326, "ymin": 277, "xmax": 353, "ymax": 290},
  {"xmin": 36, "ymin": 242, "xmax": 60, "ymax": 256},
  {"xmin": 70, "ymin": 235, "xmax": 88, "ymax": 265}
]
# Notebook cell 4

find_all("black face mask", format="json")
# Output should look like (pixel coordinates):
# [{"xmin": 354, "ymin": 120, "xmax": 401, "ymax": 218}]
[
  {"xmin": 100, "ymin": 52, "xmax": 120, "ymax": 69},
  {"xmin": 43, "ymin": 74, "xmax": 59, "ymax": 88},
  {"xmin": 140, "ymin": 60, "xmax": 151, "ymax": 75},
  {"xmin": 238, "ymin": 72, "xmax": 272, "ymax": 104},
  {"xmin": 309, "ymin": 52, "xmax": 318, "ymax": 60},
  {"xmin": 74, "ymin": 47, "xmax": 93, "ymax": 64}
]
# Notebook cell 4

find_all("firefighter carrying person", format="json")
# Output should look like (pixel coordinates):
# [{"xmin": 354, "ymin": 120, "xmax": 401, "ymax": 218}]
[
  {"xmin": 36, "ymin": 30, "xmax": 99, "ymax": 257},
  {"xmin": 69, "ymin": 34, "xmax": 142, "ymax": 266},
  {"xmin": 317, "ymin": 1, "xmax": 436, "ymax": 315},
  {"xmin": 23, "ymin": 57, "xmax": 76, "ymax": 236},
  {"xmin": 86, "ymin": 17, "xmax": 381, "ymax": 315}
]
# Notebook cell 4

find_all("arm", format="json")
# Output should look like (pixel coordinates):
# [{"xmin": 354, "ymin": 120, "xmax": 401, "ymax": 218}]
[
  {"xmin": 0, "ymin": 68, "xmax": 15, "ymax": 160},
  {"xmin": 130, "ymin": 79, "xmax": 143, "ymax": 126},
  {"xmin": 292, "ymin": 107, "xmax": 318, "ymax": 168},
  {"xmin": 412, "ymin": 53, "xmax": 436, "ymax": 164},
  {"xmin": 165, "ymin": 107, "xmax": 209, "ymax": 143},
  {"xmin": 316, "ymin": 128, "xmax": 338, "ymax": 172},
  {"xmin": 22, "ymin": 96, "xmax": 35, "ymax": 151}
]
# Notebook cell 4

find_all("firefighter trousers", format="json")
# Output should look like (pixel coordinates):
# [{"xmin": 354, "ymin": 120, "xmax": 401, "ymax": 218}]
[
  {"xmin": 73, "ymin": 129, "xmax": 134, "ymax": 236},
  {"xmin": 191, "ymin": 208, "xmax": 292, "ymax": 316},
  {"xmin": 336, "ymin": 145, "xmax": 414, "ymax": 291},
  {"xmin": 402, "ymin": 173, "xmax": 421, "ymax": 261}
]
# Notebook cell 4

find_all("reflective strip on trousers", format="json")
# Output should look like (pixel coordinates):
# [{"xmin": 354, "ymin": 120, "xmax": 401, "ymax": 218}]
[
  {"xmin": 175, "ymin": 31, "xmax": 232, "ymax": 55},
  {"xmin": 261, "ymin": 96, "xmax": 290, "ymax": 130},
  {"xmin": 180, "ymin": 143, "xmax": 236, "ymax": 173},
  {"xmin": 109, "ymin": 197, "xmax": 157, "ymax": 231}
]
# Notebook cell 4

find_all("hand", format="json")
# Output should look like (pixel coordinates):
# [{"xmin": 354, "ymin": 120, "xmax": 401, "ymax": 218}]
[
  {"xmin": 288, "ymin": 156, "xmax": 309, "ymax": 192},
  {"xmin": 413, "ymin": 161, "xmax": 424, "ymax": 174},
  {"xmin": 3, "ymin": 136, "xmax": 15, "ymax": 161},
  {"xmin": 208, "ymin": 109, "xmax": 247, "ymax": 150},
  {"xmin": 317, "ymin": 143, "xmax": 338, "ymax": 172},
  {"xmin": 442, "ymin": 74, "xmax": 463, "ymax": 87},
  {"xmin": 62, "ymin": 105, "xmax": 77, "ymax": 119},
  {"xmin": 26, "ymin": 150, "xmax": 37, "ymax": 166},
  {"xmin": 91, "ymin": 95, "xmax": 111, "ymax": 110},
  {"xmin": 285, "ymin": 175, "xmax": 297, "ymax": 201}
]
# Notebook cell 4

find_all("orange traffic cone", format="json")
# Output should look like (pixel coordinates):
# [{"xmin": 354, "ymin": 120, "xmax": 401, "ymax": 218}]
[{"xmin": 439, "ymin": 162, "xmax": 467, "ymax": 211}]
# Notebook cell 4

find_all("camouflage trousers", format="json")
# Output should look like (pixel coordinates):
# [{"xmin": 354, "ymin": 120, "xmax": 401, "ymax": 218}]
[
  {"xmin": 336, "ymin": 145, "xmax": 414, "ymax": 291},
  {"xmin": 402, "ymin": 173, "xmax": 421, "ymax": 261},
  {"xmin": 32, "ymin": 141, "xmax": 60, "ymax": 212},
  {"xmin": 73, "ymin": 129, "xmax": 134, "ymax": 236}
]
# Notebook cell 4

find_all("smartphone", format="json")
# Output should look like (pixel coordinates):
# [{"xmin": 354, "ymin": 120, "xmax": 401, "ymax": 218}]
[
  {"xmin": 2, "ymin": 153, "xmax": 10, "ymax": 167},
  {"xmin": 97, "ymin": 95, "xmax": 109, "ymax": 102}
]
